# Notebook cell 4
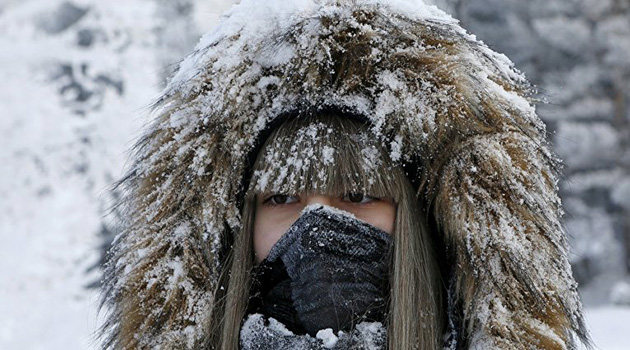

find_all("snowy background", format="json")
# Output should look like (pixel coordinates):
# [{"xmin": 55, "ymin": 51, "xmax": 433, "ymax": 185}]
[{"xmin": 0, "ymin": 0, "xmax": 628, "ymax": 349}]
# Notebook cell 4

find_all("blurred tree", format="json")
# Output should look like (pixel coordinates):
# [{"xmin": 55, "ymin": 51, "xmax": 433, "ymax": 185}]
[
  {"xmin": 154, "ymin": 0, "xmax": 200, "ymax": 84},
  {"xmin": 430, "ymin": 0, "xmax": 630, "ymax": 305}
]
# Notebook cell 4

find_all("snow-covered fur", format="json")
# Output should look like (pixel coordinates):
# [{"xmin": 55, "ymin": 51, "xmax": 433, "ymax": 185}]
[{"xmin": 100, "ymin": 0, "xmax": 589, "ymax": 349}]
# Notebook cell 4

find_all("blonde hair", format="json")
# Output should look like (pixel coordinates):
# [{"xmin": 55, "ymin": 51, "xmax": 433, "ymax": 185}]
[{"xmin": 209, "ymin": 114, "xmax": 445, "ymax": 349}]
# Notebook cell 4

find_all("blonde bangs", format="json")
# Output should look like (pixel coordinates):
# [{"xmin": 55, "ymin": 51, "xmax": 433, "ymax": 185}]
[{"xmin": 247, "ymin": 114, "xmax": 405, "ymax": 202}]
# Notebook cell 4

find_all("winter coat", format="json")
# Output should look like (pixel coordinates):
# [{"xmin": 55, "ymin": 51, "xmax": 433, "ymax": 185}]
[{"xmin": 100, "ymin": 0, "xmax": 589, "ymax": 349}]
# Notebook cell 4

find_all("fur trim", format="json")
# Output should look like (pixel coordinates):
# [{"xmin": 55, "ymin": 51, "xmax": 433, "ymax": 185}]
[{"xmin": 100, "ymin": 0, "xmax": 589, "ymax": 349}]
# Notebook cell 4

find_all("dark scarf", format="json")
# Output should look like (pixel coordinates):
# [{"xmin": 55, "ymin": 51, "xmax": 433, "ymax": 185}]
[{"xmin": 243, "ymin": 205, "xmax": 391, "ymax": 349}]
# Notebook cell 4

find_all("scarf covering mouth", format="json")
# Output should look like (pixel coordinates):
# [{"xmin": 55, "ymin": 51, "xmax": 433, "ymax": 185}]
[{"xmin": 248, "ymin": 205, "xmax": 392, "ymax": 337}]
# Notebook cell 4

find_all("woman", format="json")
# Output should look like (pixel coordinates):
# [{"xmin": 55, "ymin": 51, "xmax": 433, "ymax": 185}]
[
  {"xmin": 236, "ymin": 114, "xmax": 443, "ymax": 349},
  {"xmin": 100, "ymin": 0, "xmax": 590, "ymax": 349}
]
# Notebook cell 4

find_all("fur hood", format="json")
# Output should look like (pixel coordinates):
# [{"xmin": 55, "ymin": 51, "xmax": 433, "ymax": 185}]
[{"xmin": 101, "ymin": 0, "xmax": 589, "ymax": 349}]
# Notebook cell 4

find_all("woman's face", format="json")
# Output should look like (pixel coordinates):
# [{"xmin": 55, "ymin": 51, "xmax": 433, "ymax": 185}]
[{"xmin": 253, "ymin": 193, "xmax": 396, "ymax": 263}]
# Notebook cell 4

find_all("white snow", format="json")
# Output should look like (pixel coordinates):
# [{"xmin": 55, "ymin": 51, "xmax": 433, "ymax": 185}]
[
  {"xmin": 267, "ymin": 317, "xmax": 296, "ymax": 336},
  {"xmin": 0, "ymin": 0, "xmax": 160, "ymax": 349},
  {"xmin": 2, "ymin": 0, "xmax": 630, "ymax": 349},
  {"xmin": 321, "ymin": 145, "xmax": 335, "ymax": 165},
  {"xmin": 316, "ymin": 328, "xmax": 339, "ymax": 348},
  {"xmin": 610, "ymin": 282, "xmax": 630, "ymax": 306},
  {"xmin": 226, "ymin": 308, "xmax": 630, "ymax": 350},
  {"xmin": 169, "ymin": 0, "xmax": 458, "ymax": 91},
  {"xmin": 302, "ymin": 203, "xmax": 358, "ymax": 220},
  {"xmin": 580, "ymin": 307, "xmax": 630, "ymax": 350}
]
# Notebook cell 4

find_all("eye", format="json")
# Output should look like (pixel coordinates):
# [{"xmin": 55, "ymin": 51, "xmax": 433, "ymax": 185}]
[
  {"xmin": 264, "ymin": 194, "xmax": 299, "ymax": 205},
  {"xmin": 343, "ymin": 193, "xmax": 376, "ymax": 204}
]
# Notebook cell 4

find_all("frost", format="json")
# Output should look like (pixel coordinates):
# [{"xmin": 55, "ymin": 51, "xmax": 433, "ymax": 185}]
[
  {"xmin": 353, "ymin": 322, "xmax": 386, "ymax": 349},
  {"xmin": 389, "ymin": 135, "xmax": 402, "ymax": 163},
  {"xmin": 169, "ymin": 0, "xmax": 458, "ymax": 91},
  {"xmin": 321, "ymin": 145, "xmax": 335, "ymax": 165},
  {"xmin": 135, "ymin": 247, "xmax": 150, "ymax": 259},
  {"xmin": 361, "ymin": 145, "xmax": 381, "ymax": 173},
  {"xmin": 6, "ymin": 0, "xmax": 625, "ymax": 349},
  {"xmin": 302, "ymin": 203, "xmax": 357, "ymax": 220},
  {"xmin": 251, "ymin": 120, "xmax": 393, "ymax": 195},
  {"xmin": 267, "ymin": 317, "xmax": 295, "ymax": 336},
  {"xmin": 240, "ymin": 314, "xmax": 386, "ymax": 349},
  {"xmin": 166, "ymin": 258, "xmax": 185, "ymax": 287},
  {"xmin": 316, "ymin": 328, "xmax": 339, "ymax": 348},
  {"xmin": 171, "ymin": 221, "xmax": 191, "ymax": 243}
]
